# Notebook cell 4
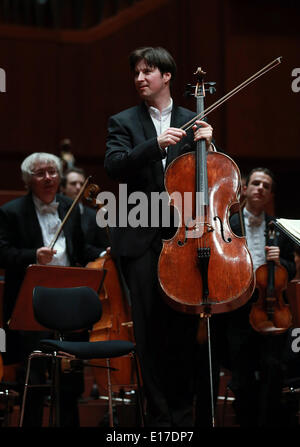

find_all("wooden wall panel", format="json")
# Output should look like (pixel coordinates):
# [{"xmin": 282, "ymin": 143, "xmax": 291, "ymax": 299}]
[
  {"xmin": 0, "ymin": 0, "xmax": 299, "ymax": 218},
  {"xmin": 222, "ymin": 0, "xmax": 300, "ymax": 218},
  {"xmin": 224, "ymin": 3, "xmax": 300, "ymax": 159},
  {"xmin": 0, "ymin": 38, "xmax": 58, "ymax": 151}
]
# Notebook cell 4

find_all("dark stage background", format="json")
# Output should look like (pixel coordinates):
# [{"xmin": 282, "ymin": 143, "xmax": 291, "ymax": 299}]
[{"xmin": 0, "ymin": 0, "xmax": 299, "ymax": 219}]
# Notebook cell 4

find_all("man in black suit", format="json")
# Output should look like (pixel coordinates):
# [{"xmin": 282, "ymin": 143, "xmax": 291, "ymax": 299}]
[
  {"xmin": 226, "ymin": 167, "xmax": 296, "ymax": 426},
  {"xmin": 104, "ymin": 47, "xmax": 216, "ymax": 426},
  {"xmin": 60, "ymin": 166, "xmax": 109, "ymax": 252},
  {"xmin": 0, "ymin": 152, "xmax": 102, "ymax": 426}
]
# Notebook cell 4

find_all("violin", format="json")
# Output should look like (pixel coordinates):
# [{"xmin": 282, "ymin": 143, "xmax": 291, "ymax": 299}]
[
  {"xmin": 158, "ymin": 67, "xmax": 255, "ymax": 316},
  {"xmin": 249, "ymin": 223, "xmax": 292, "ymax": 335}
]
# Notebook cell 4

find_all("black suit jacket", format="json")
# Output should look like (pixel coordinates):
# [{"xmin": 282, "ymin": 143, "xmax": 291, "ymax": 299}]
[
  {"xmin": 80, "ymin": 204, "xmax": 109, "ymax": 251},
  {"xmin": 105, "ymin": 102, "xmax": 199, "ymax": 258},
  {"xmin": 0, "ymin": 192, "xmax": 101, "ymax": 322}
]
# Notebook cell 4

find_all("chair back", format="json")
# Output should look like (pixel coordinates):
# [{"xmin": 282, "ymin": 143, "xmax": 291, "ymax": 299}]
[{"xmin": 33, "ymin": 286, "xmax": 102, "ymax": 331}]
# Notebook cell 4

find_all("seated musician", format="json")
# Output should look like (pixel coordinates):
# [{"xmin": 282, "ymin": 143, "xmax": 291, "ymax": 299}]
[
  {"xmin": 225, "ymin": 167, "xmax": 296, "ymax": 426},
  {"xmin": 0, "ymin": 152, "xmax": 105, "ymax": 427},
  {"xmin": 60, "ymin": 166, "xmax": 109, "ymax": 253}
]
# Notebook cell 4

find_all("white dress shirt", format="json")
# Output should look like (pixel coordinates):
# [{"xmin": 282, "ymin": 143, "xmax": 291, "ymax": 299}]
[
  {"xmin": 147, "ymin": 98, "xmax": 173, "ymax": 170},
  {"xmin": 33, "ymin": 195, "xmax": 70, "ymax": 266},
  {"xmin": 243, "ymin": 207, "xmax": 266, "ymax": 271}
]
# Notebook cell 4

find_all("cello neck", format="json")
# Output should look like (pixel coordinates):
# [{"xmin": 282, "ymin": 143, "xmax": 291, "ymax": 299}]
[
  {"xmin": 196, "ymin": 94, "xmax": 209, "ymax": 212},
  {"xmin": 193, "ymin": 68, "xmax": 209, "ymax": 218}
]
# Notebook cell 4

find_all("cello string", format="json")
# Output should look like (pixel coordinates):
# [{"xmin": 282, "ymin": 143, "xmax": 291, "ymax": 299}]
[{"xmin": 181, "ymin": 57, "xmax": 282, "ymax": 132}]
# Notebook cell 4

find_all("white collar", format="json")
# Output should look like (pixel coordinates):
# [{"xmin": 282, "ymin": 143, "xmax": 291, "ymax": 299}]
[
  {"xmin": 147, "ymin": 98, "xmax": 173, "ymax": 119},
  {"xmin": 33, "ymin": 195, "xmax": 59, "ymax": 214}
]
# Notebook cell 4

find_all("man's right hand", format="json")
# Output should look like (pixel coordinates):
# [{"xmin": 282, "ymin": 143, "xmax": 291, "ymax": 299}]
[
  {"xmin": 157, "ymin": 127, "xmax": 187, "ymax": 149},
  {"xmin": 36, "ymin": 247, "xmax": 57, "ymax": 265}
]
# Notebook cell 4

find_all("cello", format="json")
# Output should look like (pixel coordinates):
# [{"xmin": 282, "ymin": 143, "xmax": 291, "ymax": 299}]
[
  {"xmin": 157, "ymin": 59, "xmax": 282, "ymax": 425},
  {"xmin": 158, "ymin": 57, "xmax": 282, "ymax": 314},
  {"xmin": 158, "ymin": 68, "xmax": 255, "ymax": 316},
  {"xmin": 249, "ymin": 223, "xmax": 292, "ymax": 335}
]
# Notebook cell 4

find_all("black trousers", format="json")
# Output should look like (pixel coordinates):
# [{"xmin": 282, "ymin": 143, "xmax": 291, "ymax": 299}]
[
  {"xmin": 225, "ymin": 303, "xmax": 289, "ymax": 427},
  {"xmin": 121, "ymin": 247, "xmax": 221, "ymax": 427}
]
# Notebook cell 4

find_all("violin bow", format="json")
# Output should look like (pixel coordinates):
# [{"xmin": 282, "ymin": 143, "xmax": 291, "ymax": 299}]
[
  {"xmin": 49, "ymin": 175, "xmax": 92, "ymax": 250},
  {"xmin": 181, "ymin": 57, "xmax": 282, "ymax": 131}
]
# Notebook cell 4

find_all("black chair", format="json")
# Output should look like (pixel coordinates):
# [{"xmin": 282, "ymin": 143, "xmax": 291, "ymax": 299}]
[{"xmin": 19, "ymin": 285, "xmax": 144, "ymax": 427}]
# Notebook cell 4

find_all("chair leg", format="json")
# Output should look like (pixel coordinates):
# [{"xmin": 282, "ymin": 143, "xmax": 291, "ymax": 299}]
[
  {"xmin": 19, "ymin": 351, "xmax": 58, "ymax": 428},
  {"xmin": 48, "ymin": 353, "xmax": 61, "ymax": 427},
  {"xmin": 106, "ymin": 358, "xmax": 114, "ymax": 427},
  {"xmin": 19, "ymin": 354, "xmax": 34, "ymax": 427}
]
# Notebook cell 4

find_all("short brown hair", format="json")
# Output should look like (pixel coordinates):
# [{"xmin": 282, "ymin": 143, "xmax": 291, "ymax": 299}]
[
  {"xmin": 129, "ymin": 46, "xmax": 176, "ymax": 81},
  {"xmin": 246, "ymin": 167, "xmax": 276, "ymax": 192}
]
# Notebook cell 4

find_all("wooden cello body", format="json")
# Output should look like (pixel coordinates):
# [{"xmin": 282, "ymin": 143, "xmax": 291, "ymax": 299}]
[
  {"xmin": 87, "ymin": 251, "xmax": 136, "ymax": 396},
  {"xmin": 158, "ymin": 150, "xmax": 255, "ymax": 314}
]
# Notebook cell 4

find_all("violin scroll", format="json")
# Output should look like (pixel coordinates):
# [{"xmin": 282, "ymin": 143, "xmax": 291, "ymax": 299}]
[{"xmin": 83, "ymin": 183, "xmax": 107, "ymax": 210}]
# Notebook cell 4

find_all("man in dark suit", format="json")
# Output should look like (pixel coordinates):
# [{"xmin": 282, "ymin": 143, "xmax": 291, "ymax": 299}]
[
  {"xmin": 104, "ymin": 47, "xmax": 217, "ymax": 426},
  {"xmin": 0, "ymin": 152, "xmax": 102, "ymax": 426},
  {"xmin": 60, "ymin": 166, "xmax": 109, "ymax": 252},
  {"xmin": 226, "ymin": 167, "xmax": 296, "ymax": 426}
]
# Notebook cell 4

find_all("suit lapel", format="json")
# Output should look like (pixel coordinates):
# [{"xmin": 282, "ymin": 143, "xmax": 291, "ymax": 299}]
[
  {"xmin": 57, "ymin": 195, "xmax": 68, "ymax": 221},
  {"xmin": 23, "ymin": 194, "xmax": 44, "ymax": 247},
  {"xmin": 138, "ymin": 102, "xmax": 157, "ymax": 140},
  {"xmin": 137, "ymin": 103, "xmax": 194, "ymax": 191},
  {"xmin": 57, "ymin": 195, "xmax": 73, "ymax": 240},
  {"xmin": 167, "ymin": 105, "xmax": 193, "ymax": 166},
  {"xmin": 138, "ymin": 103, "xmax": 165, "ymax": 191}
]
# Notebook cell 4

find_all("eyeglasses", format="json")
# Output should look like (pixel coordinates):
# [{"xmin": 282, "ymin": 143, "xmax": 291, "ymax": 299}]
[{"xmin": 31, "ymin": 168, "xmax": 58, "ymax": 179}]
